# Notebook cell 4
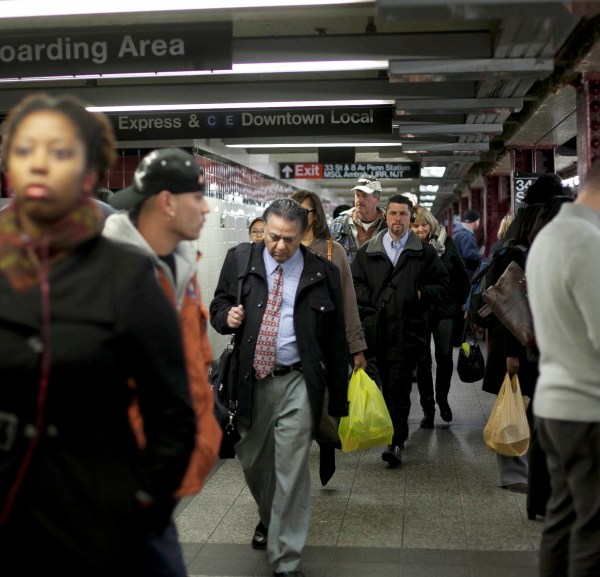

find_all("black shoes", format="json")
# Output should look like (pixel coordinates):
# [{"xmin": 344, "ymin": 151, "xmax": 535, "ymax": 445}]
[
  {"xmin": 503, "ymin": 483, "xmax": 528, "ymax": 494},
  {"xmin": 420, "ymin": 412, "xmax": 435, "ymax": 429},
  {"xmin": 274, "ymin": 572, "xmax": 305, "ymax": 577},
  {"xmin": 251, "ymin": 521, "xmax": 268, "ymax": 550},
  {"xmin": 381, "ymin": 444, "xmax": 402, "ymax": 468},
  {"xmin": 437, "ymin": 399, "xmax": 453, "ymax": 423}
]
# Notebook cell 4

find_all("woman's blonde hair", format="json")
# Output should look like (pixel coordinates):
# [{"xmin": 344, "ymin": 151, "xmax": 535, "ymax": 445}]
[
  {"xmin": 412, "ymin": 204, "xmax": 439, "ymax": 235},
  {"xmin": 497, "ymin": 213, "xmax": 514, "ymax": 240}
]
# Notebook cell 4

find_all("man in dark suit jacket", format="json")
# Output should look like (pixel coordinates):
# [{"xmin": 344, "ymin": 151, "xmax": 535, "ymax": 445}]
[{"xmin": 210, "ymin": 198, "xmax": 349, "ymax": 577}]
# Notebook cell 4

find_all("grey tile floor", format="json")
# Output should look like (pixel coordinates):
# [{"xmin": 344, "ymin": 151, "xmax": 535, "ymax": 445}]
[{"xmin": 175, "ymin": 347, "xmax": 542, "ymax": 577}]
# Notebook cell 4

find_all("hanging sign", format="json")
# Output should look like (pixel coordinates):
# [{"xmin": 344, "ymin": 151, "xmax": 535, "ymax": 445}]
[
  {"xmin": 110, "ymin": 106, "xmax": 393, "ymax": 140},
  {"xmin": 0, "ymin": 23, "xmax": 232, "ymax": 78},
  {"xmin": 280, "ymin": 161, "xmax": 420, "ymax": 180}
]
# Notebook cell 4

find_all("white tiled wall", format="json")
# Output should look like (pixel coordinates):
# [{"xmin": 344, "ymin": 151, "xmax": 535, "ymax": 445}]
[{"xmin": 196, "ymin": 197, "xmax": 263, "ymax": 358}]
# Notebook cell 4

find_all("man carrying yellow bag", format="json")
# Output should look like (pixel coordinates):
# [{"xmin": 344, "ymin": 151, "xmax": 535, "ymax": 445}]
[{"xmin": 339, "ymin": 369, "xmax": 394, "ymax": 452}]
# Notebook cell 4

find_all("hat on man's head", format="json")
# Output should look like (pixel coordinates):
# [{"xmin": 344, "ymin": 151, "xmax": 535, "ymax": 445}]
[
  {"xmin": 352, "ymin": 175, "xmax": 382, "ymax": 195},
  {"xmin": 462, "ymin": 209, "xmax": 481, "ymax": 223},
  {"xmin": 109, "ymin": 148, "xmax": 204, "ymax": 210}
]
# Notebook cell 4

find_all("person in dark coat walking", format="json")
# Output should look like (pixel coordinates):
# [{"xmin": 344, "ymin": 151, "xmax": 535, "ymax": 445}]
[
  {"xmin": 351, "ymin": 195, "xmax": 449, "ymax": 468},
  {"xmin": 0, "ymin": 93, "xmax": 196, "ymax": 576},
  {"xmin": 209, "ymin": 198, "xmax": 349, "ymax": 577},
  {"xmin": 410, "ymin": 205, "xmax": 470, "ymax": 427}
]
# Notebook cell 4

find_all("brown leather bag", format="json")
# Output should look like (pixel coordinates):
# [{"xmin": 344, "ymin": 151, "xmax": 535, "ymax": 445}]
[{"xmin": 482, "ymin": 260, "xmax": 537, "ymax": 351}]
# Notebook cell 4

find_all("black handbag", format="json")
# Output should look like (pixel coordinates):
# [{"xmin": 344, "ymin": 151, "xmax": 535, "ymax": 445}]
[
  {"xmin": 457, "ymin": 318, "xmax": 486, "ymax": 383},
  {"xmin": 209, "ymin": 244, "xmax": 252, "ymax": 459},
  {"xmin": 209, "ymin": 338, "xmax": 240, "ymax": 459}
]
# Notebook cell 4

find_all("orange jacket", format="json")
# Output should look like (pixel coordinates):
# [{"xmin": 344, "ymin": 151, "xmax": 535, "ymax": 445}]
[
  {"xmin": 157, "ymin": 267, "xmax": 222, "ymax": 496},
  {"xmin": 126, "ymin": 256, "xmax": 222, "ymax": 497}
]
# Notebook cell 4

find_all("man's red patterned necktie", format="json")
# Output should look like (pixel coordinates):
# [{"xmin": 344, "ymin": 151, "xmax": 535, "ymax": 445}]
[{"xmin": 253, "ymin": 265, "xmax": 283, "ymax": 379}]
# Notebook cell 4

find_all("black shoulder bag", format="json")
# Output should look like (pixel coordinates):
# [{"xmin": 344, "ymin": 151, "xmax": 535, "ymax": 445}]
[{"xmin": 209, "ymin": 243, "xmax": 252, "ymax": 459}]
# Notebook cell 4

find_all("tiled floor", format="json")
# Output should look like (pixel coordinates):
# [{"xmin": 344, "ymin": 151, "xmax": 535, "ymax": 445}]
[{"xmin": 176, "ymin": 346, "xmax": 542, "ymax": 577}]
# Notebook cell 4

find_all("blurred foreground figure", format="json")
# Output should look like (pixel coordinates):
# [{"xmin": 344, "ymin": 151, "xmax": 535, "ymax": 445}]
[
  {"xmin": 527, "ymin": 161, "xmax": 600, "ymax": 577},
  {"xmin": 0, "ymin": 93, "xmax": 195, "ymax": 577}
]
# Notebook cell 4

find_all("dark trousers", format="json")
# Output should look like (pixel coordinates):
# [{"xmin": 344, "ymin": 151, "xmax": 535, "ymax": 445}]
[
  {"xmin": 536, "ymin": 417, "xmax": 600, "ymax": 577},
  {"xmin": 416, "ymin": 317, "xmax": 455, "ymax": 413},
  {"xmin": 143, "ymin": 519, "xmax": 187, "ymax": 577},
  {"xmin": 379, "ymin": 357, "xmax": 416, "ymax": 446}
]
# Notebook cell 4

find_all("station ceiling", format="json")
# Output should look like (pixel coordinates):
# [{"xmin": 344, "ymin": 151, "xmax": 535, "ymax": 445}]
[{"xmin": 0, "ymin": 1, "xmax": 598, "ymax": 214}]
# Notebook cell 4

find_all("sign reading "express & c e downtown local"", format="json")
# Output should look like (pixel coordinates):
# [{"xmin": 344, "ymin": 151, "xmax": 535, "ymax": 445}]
[
  {"xmin": 109, "ymin": 107, "xmax": 393, "ymax": 140},
  {"xmin": 0, "ymin": 23, "xmax": 232, "ymax": 78}
]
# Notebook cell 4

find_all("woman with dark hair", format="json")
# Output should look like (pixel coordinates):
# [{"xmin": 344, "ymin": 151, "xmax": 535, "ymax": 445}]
[
  {"xmin": 290, "ymin": 190, "xmax": 367, "ymax": 372},
  {"xmin": 0, "ymin": 93, "xmax": 196, "ymax": 575},
  {"xmin": 482, "ymin": 197, "xmax": 572, "ymax": 496}
]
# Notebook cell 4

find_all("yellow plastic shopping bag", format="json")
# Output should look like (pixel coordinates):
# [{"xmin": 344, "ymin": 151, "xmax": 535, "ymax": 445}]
[
  {"xmin": 338, "ymin": 368, "xmax": 393, "ymax": 452},
  {"xmin": 483, "ymin": 373, "xmax": 530, "ymax": 457}
]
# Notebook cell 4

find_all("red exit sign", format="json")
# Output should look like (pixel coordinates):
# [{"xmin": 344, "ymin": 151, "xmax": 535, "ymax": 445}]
[{"xmin": 280, "ymin": 163, "xmax": 323, "ymax": 179}]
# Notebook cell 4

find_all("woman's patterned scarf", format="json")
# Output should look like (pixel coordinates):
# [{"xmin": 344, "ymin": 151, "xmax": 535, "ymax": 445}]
[
  {"xmin": 429, "ymin": 225, "xmax": 448, "ymax": 257},
  {"xmin": 0, "ymin": 198, "xmax": 103, "ymax": 292}
]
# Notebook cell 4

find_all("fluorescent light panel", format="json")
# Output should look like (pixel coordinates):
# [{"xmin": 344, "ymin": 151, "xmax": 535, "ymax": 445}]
[
  {"xmin": 419, "ymin": 185, "xmax": 439, "ymax": 193},
  {"xmin": 226, "ymin": 142, "xmax": 402, "ymax": 148},
  {"xmin": 88, "ymin": 99, "xmax": 395, "ymax": 112},
  {"xmin": 420, "ymin": 166, "xmax": 446, "ymax": 178},
  {"xmin": 0, "ymin": 60, "xmax": 388, "ymax": 83},
  {"xmin": 0, "ymin": 0, "xmax": 366, "ymax": 18}
]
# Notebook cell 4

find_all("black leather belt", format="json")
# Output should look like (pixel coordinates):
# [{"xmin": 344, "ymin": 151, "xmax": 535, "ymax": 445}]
[{"xmin": 270, "ymin": 362, "xmax": 302, "ymax": 377}]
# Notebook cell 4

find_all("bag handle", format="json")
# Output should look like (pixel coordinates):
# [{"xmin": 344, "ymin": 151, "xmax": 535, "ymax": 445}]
[
  {"xmin": 462, "ymin": 316, "xmax": 479, "ymax": 344},
  {"xmin": 228, "ymin": 243, "xmax": 254, "ymax": 405}
]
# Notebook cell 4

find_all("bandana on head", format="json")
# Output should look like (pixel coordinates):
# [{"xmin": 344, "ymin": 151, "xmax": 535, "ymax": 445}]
[{"xmin": 0, "ymin": 198, "xmax": 103, "ymax": 292}]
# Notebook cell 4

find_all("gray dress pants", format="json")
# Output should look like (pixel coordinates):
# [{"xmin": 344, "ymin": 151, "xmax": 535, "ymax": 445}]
[{"xmin": 236, "ymin": 370, "xmax": 313, "ymax": 574}]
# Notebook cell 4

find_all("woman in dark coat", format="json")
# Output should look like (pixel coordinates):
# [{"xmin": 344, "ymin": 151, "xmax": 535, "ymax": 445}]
[
  {"xmin": 411, "ymin": 205, "xmax": 470, "ymax": 426},
  {"xmin": 0, "ymin": 93, "xmax": 196, "ymax": 576},
  {"xmin": 483, "ymin": 196, "xmax": 573, "ymax": 498}
]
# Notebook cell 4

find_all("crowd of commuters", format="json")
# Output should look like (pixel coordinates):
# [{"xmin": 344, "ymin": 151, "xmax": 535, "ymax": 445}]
[{"xmin": 1, "ymin": 90, "xmax": 598, "ymax": 577}]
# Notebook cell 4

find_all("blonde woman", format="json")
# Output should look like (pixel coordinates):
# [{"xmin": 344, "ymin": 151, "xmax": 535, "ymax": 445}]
[
  {"xmin": 489, "ymin": 212, "xmax": 514, "ymax": 256},
  {"xmin": 411, "ymin": 205, "xmax": 470, "ymax": 426}
]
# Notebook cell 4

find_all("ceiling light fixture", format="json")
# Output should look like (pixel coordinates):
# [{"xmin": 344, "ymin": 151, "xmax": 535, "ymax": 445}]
[
  {"xmin": 88, "ymin": 99, "xmax": 395, "ymax": 112},
  {"xmin": 420, "ymin": 166, "xmax": 446, "ymax": 178},
  {"xmin": 0, "ymin": 60, "xmax": 388, "ymax": 84},
  {"xmin": 0, "ymin": 0, "xmax": 367, "ymax": 18},
  {"xmin": 225, "ymin": 142, "xmax": 403, "ymax": 149}
]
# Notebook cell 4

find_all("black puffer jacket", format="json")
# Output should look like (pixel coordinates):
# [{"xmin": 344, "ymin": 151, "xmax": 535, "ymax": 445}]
[{"xmin": 351, "ymin": 230, "xmax": 449, "ymax": 362}]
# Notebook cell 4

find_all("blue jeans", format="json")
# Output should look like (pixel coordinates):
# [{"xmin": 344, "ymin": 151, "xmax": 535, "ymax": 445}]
[{"xmin": 143, "ymin": 519, "xmax": 187, "ymax": 577}]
